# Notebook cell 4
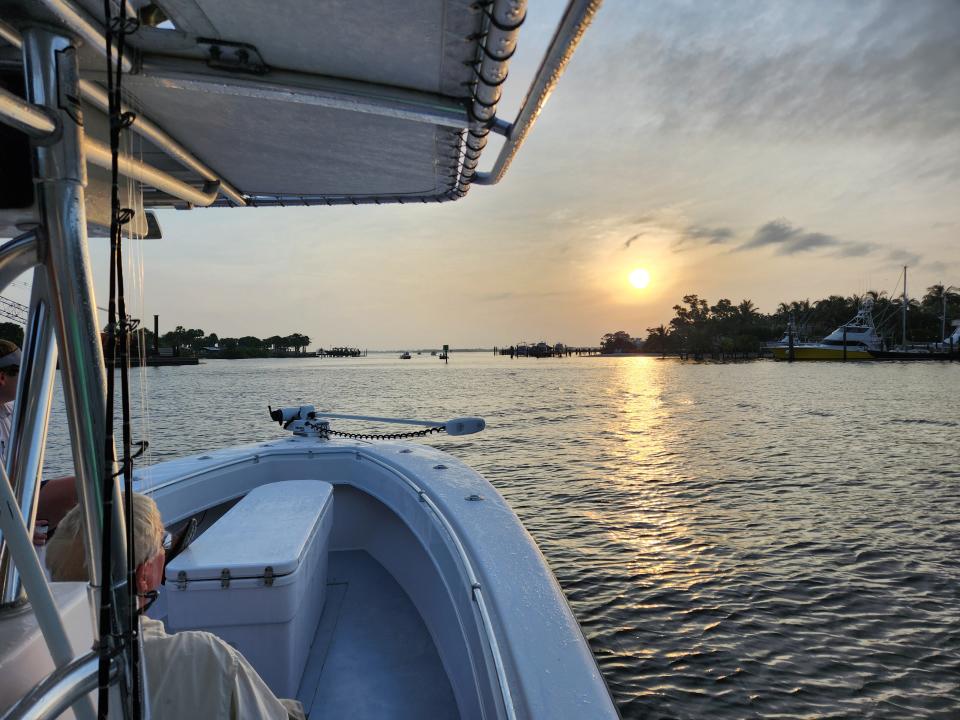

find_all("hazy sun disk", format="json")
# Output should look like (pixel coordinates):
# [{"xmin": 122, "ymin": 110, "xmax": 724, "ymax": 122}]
[{"xmin": 629, "ymin": 268, "xmax": 650, "ymax": 289}]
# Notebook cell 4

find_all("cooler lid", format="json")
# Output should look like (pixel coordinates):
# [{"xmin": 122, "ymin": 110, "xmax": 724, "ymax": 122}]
[{"xmin": 165, "ymin": 480, "xmax": 332, "ymax": 583}]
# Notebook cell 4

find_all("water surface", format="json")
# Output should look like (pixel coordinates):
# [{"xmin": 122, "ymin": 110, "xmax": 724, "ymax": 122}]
[{"xmin": 44, "ymin": 355, "xmax": 960, "ymax": 719}]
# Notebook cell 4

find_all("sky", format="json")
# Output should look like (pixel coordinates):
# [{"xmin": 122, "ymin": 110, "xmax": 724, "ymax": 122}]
[{"xmin": 14, "ymin": 0, "xmax": 958, "ymax": 349}]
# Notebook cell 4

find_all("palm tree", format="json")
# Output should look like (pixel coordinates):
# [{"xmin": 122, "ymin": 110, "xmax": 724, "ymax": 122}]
[{"xmin": 923, "ymin": 284, "xmax": 960, "ymax": 339}]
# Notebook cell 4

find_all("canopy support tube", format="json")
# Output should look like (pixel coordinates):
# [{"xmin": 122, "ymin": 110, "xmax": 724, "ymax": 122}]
[
  {"xmin": 456, "ymin": 0, "xmax": 527, "ymax": 195},
  {"xmin": 474, "ymin": 0, "xmax": 602, "ymax": 186},
  {"xmin": 0, "ymin": 231, "xmax": 40, "ymax": 292},
  {"xmin": 0, "ymin": 19, "xmax": 245, "ymax": 206},
  {"xmin": 0, "ymin": 18, "xmax": 19, "ymax": 47},
  {"xmin": 0, "ymin": 85, "xmax": 56, "ymax": 138},
  {"xmin": 34, "ymin": 0, "xmax": 134, "ymax": 73},
  {"xmin": 84, "ymin": 136, "xmax": 220, "ymax": 207},
  {"xmin": 78, "ymin": 80, "xmax": 246, "ymax": 206}
]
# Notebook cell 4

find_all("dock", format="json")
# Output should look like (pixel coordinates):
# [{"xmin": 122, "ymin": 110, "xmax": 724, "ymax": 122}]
[
  {"xmin": 495, "ymin": 344, "xmax": 601, "ymax": 358},
  {"xmin": 317, "ymin": 347, "xmax": 366, "ymax": 357}
]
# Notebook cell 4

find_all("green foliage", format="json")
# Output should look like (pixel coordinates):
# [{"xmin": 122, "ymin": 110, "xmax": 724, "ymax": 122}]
[
  {"xmin": 645, "ymin": 282, "xmax": 959, "ymax": 355},
  {"xmin": 600, "ymin": 330, "xmax": 640, "ymax": 353},
  {"xmin": 155, "ymin": 327, "xmax": 313, "ymax": 358}
]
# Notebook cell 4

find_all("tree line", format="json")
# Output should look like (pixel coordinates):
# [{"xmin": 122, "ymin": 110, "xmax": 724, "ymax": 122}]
[
  {"xmin": 602, "ymin": 283, "xmax": 960, "ymax": 357},
  {"xmin": 140, "ymin": 326, "xmax": 312, "ymax": 358},
  {"xmin": 0, "ymin": 320, "xmax": 315, "ymax": 359}
]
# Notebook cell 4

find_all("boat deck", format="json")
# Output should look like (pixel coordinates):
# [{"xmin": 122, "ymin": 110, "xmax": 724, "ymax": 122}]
[{"xmin": 298, "ymin": 550, "xmax": 458, "ymax": 719}]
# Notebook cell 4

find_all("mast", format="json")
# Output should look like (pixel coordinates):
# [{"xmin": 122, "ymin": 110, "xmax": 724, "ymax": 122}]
[
  {"xmin": 902, "ymin": 266, "xmax": 907, "ymax": 347},
  {"xmin": 943, "ymin": 284, "xmax": 948, "ymax": 343}
]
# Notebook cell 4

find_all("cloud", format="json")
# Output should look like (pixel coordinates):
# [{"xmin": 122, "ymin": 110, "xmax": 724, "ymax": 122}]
[
  {"xmin": 623, "ymin": 233, "xmax": 643, "ymax": 249},
  {"xmin": 671, "ymin": 224, "xmax": 735, "ymax": 250},
  {"xmin": 687, "ymin": 225, "xmax": 734, "ymax": 245},
  {"xmin": 836, "ymin": 241, "xmax": 880, "ymax": 257},
  {"xmin": 734, "ymin": 219, "xmax": 925, "ymax": 267},
  {"xmin": 478, "ymin": 290, "xmax": 568, "ymax": 303},
  {"xmin": 791, "ymin": 232, "xmax": 840, "ymax": 252},
  {"xmin": 738, "ymin": 219, "xmax": 840, "ymax": 255},
  {"xmin": 588, "ymin": 2, "xmax": 960, "ymax": 142},
  {"xmin": 740, "ymin": 220, "xmax": 797, "ymax": 250},
  {"xmin": 887, "ymin": 249, "xmax": 922, "ymax": 266}
]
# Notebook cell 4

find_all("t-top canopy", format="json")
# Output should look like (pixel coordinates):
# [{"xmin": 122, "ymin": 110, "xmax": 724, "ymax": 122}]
[{"xmin": 0, "ymin": 0, "xmax": 600, "ymax": 228}]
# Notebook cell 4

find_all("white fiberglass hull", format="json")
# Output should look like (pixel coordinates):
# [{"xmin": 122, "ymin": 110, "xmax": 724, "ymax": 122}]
[{"xmin": 133, "ymin": 436, "xmax": 618, "ymax": 720}]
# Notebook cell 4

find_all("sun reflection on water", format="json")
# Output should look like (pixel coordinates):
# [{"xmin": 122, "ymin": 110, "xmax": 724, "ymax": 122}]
[{"xmin": 595, "ymin": 358, "xmax": 718, "ymax": 588}]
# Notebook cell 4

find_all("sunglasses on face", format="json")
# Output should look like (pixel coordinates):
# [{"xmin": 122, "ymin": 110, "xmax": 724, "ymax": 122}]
[{"xmin": 1, "ymin": 366, "xmax": 18, "ymax": 376}]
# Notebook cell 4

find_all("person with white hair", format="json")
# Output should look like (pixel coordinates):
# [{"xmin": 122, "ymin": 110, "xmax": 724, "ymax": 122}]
[{"xmin": 46, "ymin": 493, "xmax": 306, "ymax": 720}]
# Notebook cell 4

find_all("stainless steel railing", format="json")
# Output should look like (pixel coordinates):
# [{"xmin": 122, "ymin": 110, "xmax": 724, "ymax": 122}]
[
  {"xmin": 474, "ymin": 0, "xmax": 603, "ymax": 186},
  {"xmin": 1, "ymin": 651, "xmax": 117, "ymax": 720}
]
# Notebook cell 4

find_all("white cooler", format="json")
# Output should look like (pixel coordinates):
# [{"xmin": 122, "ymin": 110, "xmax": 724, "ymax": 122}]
[{"xmin": 164, "ymin": 480, "xmax": 333, "ymax": 697}]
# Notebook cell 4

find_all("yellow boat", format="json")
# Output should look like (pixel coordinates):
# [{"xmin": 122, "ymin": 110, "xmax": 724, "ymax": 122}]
[{"xmin": 772, "ymin": 300, "xmax": 881, "ymax": 361}]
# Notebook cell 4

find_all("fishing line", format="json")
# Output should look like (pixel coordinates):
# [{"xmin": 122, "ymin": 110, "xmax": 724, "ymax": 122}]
[{"xmin": 99, "ymin": 1, "xmax": 144, "ymax": 716}]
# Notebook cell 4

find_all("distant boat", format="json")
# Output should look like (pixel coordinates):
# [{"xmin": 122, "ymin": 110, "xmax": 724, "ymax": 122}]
[
  {"xmin": 772, "ymin": 299, "xmax": 881, "ymax": 360},
  {"xmin": 431, "ymin": 351, "xmax": 437, "ymax": 356},
  {"xmin": 400, "ymin": 352, "xmax": 412, "ymax": 360}
]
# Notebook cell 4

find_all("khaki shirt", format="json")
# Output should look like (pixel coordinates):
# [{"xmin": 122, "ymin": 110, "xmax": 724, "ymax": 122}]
[{"xmin": 140, "ymin": 616, "xmax": 305, "ymax": 720}]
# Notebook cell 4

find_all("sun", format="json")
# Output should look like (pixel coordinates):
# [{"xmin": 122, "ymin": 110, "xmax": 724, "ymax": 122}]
[{"xmin": 628, "ymin": 268, "xmax": 650, "ymax": 289}]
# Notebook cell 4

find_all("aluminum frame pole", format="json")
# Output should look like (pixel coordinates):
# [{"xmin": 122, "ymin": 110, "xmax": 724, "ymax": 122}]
[
  {"xmin": 0, "ymin": 85, "xmax": 56, "ymax": 138},
  {"xmin": 0, "ymin": 230, "xmax": 40, "ymax": 606},
  {"xmin": 0, "ymin": 18, "xmax": 20, "ymax": 48},
  {"xmin": 0, "ymin": 271, "xmax": 58, "ymax": 607},
  {"xmin": 21, "ymin": 25, "xmax": 129, "ymax": 595},
  {"xmin": 34, "ymin": 0, "xmax": 134, "ymax": 73},
  {"xmin": 0, "ymin": 231, "xmax": 40, "ymax": 293},
  {"xmin": 84, "ymin": 136, "xmax": 221, "ymax": 207}
]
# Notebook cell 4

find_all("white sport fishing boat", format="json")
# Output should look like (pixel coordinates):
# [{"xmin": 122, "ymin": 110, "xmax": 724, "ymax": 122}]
[
  {"xmin": 0, "ymin": 1, "xmax": 617, "ymax": 718},
  {"xmin": 771, "ymin": 299, "xmax": 882, "ymax": 361}
]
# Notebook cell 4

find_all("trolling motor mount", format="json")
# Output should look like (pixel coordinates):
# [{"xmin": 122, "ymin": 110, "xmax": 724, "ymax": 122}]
[
  {"xmin": 268, "ymin": 405, "xmax": 486, "ymax": 439},
  {"xmin": 268, "ymin": 405, "xmax": 329, "ymax": 436}
]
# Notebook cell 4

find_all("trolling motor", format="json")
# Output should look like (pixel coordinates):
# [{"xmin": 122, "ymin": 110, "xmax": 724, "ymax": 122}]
[{"xmin": 268, "ymin": 405, "xmax": 485, "ymax": 438}]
